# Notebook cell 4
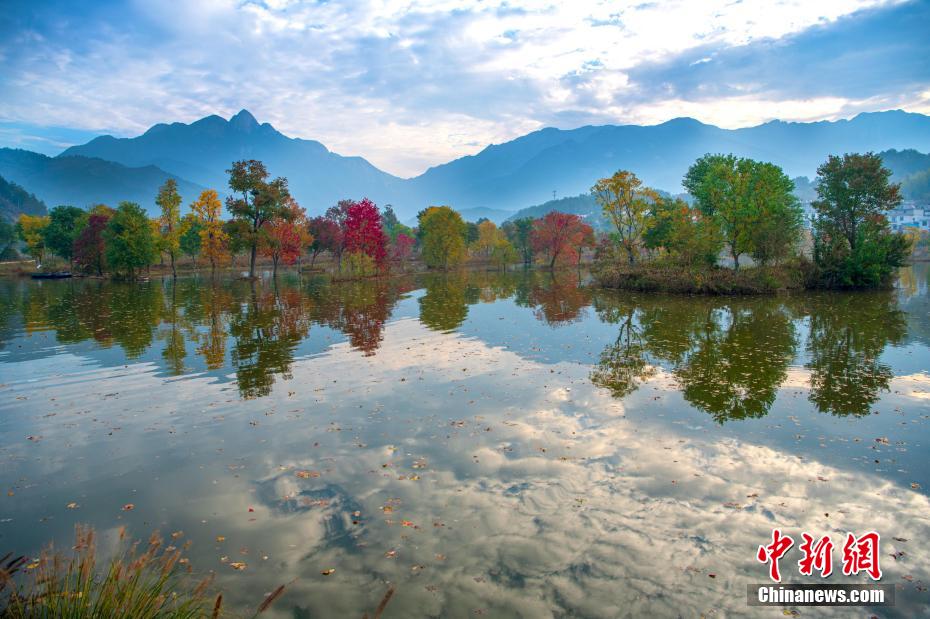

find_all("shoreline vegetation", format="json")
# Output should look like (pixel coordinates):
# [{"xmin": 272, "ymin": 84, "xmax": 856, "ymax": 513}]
[{"xmin": 2, "ymin": 152, "xmax": 925, "ymax": 294}]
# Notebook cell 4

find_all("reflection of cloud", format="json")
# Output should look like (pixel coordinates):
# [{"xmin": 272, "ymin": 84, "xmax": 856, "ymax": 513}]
[{"xmin": 3, "ymin": 314, "xmax": 929, "ymax": 617}]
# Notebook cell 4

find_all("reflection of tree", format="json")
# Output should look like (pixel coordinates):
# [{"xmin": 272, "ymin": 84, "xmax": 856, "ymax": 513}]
[
  {"xmin": 591, "ymin": 293, "xmax": 798, "ymax": 422},
  {"xmin": 676, "ymin": 304, "xmax": 797, "ymax": 423},
  {"xmin": 804, "ymin": 292, "xmax": 906, "ymax": 416},
  {"xmin": 590, "ymin": 301, "xmax": 655, "ymax": 397},
  {"xmin": 527, "ymin": 272, "xmax": 592, "ymax": 326},
  {"xmin": 158, "ymin": 282, "xmax": 187, "ymax": 375},
  {"xmin": 310, "ymin": 277, "xmax": 412, "ymax": 355},
  {"xmin": 197, "ymin": 283, "xmax": 232, "ymax": 369},
  {"xmin": 229, "ymin": 281, "xmax": 309, "ymax": 398},
  {"xmin": 418, "ymin": 273, "xmax": 469, "ymax": 332},
  {"xmin": 105, "ymin": 282, "xmax": 163, "ymax": 359}
]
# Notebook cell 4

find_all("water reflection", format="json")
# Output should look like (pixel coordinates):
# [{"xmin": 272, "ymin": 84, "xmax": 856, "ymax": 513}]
[{"xmin": 0, "ymin": 269, "xmax": 921, "ymax": 414}]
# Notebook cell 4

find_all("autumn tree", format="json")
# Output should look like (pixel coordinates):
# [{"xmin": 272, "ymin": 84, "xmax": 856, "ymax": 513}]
[
  {"xmin": 343, "ymin": 198, "xmax": 388, "ymax": 269},
  {"xmin": 812, "ymin": 152, "xmax": 910, "ymax": 287},
  {"xmin": 490, "ymin": 237, "xmax": 518, "ymax": 270},
  {"xmin": 73, "ymin": 210, "xmax": 111, "ymax": 275},
  {"xmin": 104, "ymin": 201, "xmax": 157, "ymax": 278},
  {"xmin": 592, "ymin": 170, "xmax": 660, "ymax": 264},
  {"xmin": 471, "ymin": 220, "xmax": 502, "ymax": 258},
  {"xmin": 392, "ymin": 232, "xmax": 415, "ymax": 270},
  {"xmin": 531, "ymin": 211, "xmax": 594, "ymax": 269},
  {"xmin": 324, "ymin": 199, "xmax": 352, "ymax": 270},
  {"xmin": 260, "ymin": 218, "xmax": 302, "ymax": 277},
  {"xmin": 418, "ymin": 206, "xmax": 467, "ymax": 269},
  {"xmin": 306, "ymin": 215, "xmax": 342, "ymax": 269},
  {"xmin": 191, "ymin": 189, "xmax": 229, "ymax": 275},
  {"xmin": 44, "ymin": 205, "xmax": 86, "ymax": 266},
  {"xmin": 156, "ymin": 179, "xmax": 182, "ymax": 277},
  {"xmin": 16, "ymin": 214, "xmax": 50, "ymax": 264},
  {"xmin": 226, "ymin": 159, "xmax": 293, "ymax": 278}
]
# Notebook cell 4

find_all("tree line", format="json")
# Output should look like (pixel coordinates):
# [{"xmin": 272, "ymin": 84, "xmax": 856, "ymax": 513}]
[{"xmin": 591, "ymin": 151, "xmax": 911, "ymax": 288}]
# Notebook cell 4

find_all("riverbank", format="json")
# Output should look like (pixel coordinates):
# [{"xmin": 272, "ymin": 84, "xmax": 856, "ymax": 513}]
[{"xmin": 592, "ymin": 262, "xmax": 812, "ymax": 295}]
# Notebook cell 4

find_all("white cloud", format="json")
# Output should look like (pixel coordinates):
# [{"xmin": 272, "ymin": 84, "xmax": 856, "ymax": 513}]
[{"xmin": 0, "ymin": 0, "xmax": 921, "ymax": 175}]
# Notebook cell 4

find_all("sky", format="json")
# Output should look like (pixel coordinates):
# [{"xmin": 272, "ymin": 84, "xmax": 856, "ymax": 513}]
[{"xmin": 1, "ymin": 0, "xmax": 929, "ymax": 177}]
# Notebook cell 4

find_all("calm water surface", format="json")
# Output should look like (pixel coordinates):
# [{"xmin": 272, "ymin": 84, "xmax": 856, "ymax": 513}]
[{"xmin": 1, "ymin": 267, "xmax": 929, "ymax": 617}]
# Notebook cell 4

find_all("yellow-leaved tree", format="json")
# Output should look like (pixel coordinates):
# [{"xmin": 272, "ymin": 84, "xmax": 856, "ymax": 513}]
[
  {"xmin": 16, "ymin": 214, "xmax": 51, "ymax": 265},
  {"xmin": 592, "ymin": 170, "xmax": 659, "ymax": 265},
  {"xmin": 156, "ymin": 179, "xmax": 182, "ymax": 277},
  {"xmin": 190, "ymin": 190, "xmax": 229, "ymax": 275}
]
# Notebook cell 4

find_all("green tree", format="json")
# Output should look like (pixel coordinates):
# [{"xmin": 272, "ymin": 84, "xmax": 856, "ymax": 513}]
[
  {"xmin": 0, "ymin": 218, "xmax": 16, "ymax": 260},
  {"xmin": 418, "ymin": 206, "xmax": 467, "ymax": 269},
  {"xmin": 592, "ymin": 170, "xmax": 659, "ymax": 264},
  {"xmin": 490, "ymin": 237, "xmax": 518, "ymax": 270},
  {"xmin": 156, "ymin": 179, "xmax": 182, "ymax": 277},
  {"xmin": 748, "ymin": 163, "xmax": 803, "ymax": 265},
  {"xmin": 104, "ymin": 202, "xmax": 157, "ymax": 278},
  {"xmin": 684, "ymin": 154, "xmax": 751, "ymax": 269},
  {"xmin": 502, "ymin": 217, "xmax": 534, "ymax": 266},
  {"xmin": 44, "ymin": 205, "xmax": 86, "ymax": 266},
  {"xmin": 180, "ymin": 214, "xmax": 203, "ymax": 265},
  {"xmin": 812, "ymin": 153, "xmax": 909, "ymax": 287},
  {"xmin": 225, "ymin": 160, "xmax": 293, "ymax": 278}
]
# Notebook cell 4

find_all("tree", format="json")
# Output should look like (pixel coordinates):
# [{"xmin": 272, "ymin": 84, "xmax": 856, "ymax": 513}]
[
  {"xmin": 0, "ymin": 218, "xmax": 15, "ymax": 260},
  {"xmin": 104, "ymin": 202, "xmax": 157, "ymax": 278},
  {"xmin": 190, "ymin": 189, "xmax": 229, "ymax": 275},
  {"xmin": 392, "ymin": 232, "xmax": 415, "ymax": 270},
  {"xmin": 73, "ymin": 211, "xmax": 111, "ymax": 275},
  {"xmin": 531, "ymin": 211, "xmax": 593, "ymax": 269},
  {"xmin": 260, "ymin": 217, "xmax": 302, "ymax": 276},
  {"xmin": 306, "ymin": 215, "xmax": 342, "ymax": 269},
  {"xmin": 44, "ymin": 205, "xmax": 86, "ymax": 266},
  {"xmin": 381, "ymin": 204, "xmax": 403, "ymax": 240},
  {"xmin": 748, "ymin": 162, "xmax": 803, "ymax": 266},
  {"xmin": 813, "ymin": 153, "xmax": 901, "ymax": 252},
  {"xmin": 502, "ymin": 217, "xmax": 534, "ymax": 266},
  {"xmin": 343, "ymin": 198, "xmax": 387, "ymax": 269},
  {"xmin": 418, "ymin": 206, "xmax": 467, "ymax": 269},
  {"xmin": 179, "ymin": 214, "xmax": 202, "ymax": 265},
  {"xmin": 812, "ymin": 153, "xmax": 909, "ymax": 288},
  {"xmin": 225, "ymin": 160, "xmax": 293, "ymax": 278},
  {"xmin": 592, "ymin": 170, "xmax": 659, "ymax": 264},
  {"xmin": 16, "ymin": 214, "xmax": 50, "ymax": 264},
  {"xmin": 684, "ymin": 154, "xmax": 751, "ymax": 269},
  {"xmin": 324, "ymin": 200, "xmax": 352, "ymax": 271},
  {"xmin": 490, "ymin": 237, "xmax": 518, "ymax": 270},
  {"xmin": 665, "ymin": 200, "xmax": 723, "ymax": 267},
  {"xmin": 471, "ymin": 220, "xmax": 501, "ymax": 258},
  {"xmin": 156, "ymin": 179, "xmax": 182, "ymax": 277},
  {"xmin": 223, "ymin": 219, "xmax": 251, "ymax": 267}
]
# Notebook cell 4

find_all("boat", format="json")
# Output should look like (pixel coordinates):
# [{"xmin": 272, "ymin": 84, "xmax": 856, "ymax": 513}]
[{"xmin": 30, "ymin": 272, "xmax": 72, "ymax": 279}]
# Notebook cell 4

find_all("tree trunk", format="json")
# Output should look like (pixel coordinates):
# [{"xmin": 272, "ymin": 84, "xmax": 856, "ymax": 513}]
[
  {"xmin": 170, "ymin": 253, "xmax": 176, "ymax": 278},
  {"xmin": 732, "ymin": 247, "xmax": 740, "ymax": 271},
  {"xmin": 310, "ymin": 251, "xmax": 318, "ymax": 270},
  {"xmin": 249, "ymin": 243, "xmax": 257, "ymax": 278},
  {"xmin": 272, "ymin": 255, "xmax": 279, "ymax": 278}
]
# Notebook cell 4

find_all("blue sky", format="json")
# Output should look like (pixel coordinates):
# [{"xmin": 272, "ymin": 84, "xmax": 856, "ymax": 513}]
[{"xmin": 1, "ymin": 0, "xmax": 928, "ymax": 177}]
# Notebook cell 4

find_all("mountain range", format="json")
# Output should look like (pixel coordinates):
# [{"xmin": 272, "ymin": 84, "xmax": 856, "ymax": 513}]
[{"xmin": 2, "ymin": 109, "xmax": 930, "ymax": 220}]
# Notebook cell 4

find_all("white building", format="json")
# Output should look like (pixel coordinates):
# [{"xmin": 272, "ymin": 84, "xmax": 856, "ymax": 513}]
[{"xmin": 888, "ymin": 201, "xmax": 930, "ymax": 232}]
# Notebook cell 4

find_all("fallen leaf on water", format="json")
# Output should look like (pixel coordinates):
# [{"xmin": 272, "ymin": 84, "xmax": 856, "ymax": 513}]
[
  {"xmin": 122, "ymin": 504, "xmax": 134, "ymax": 511},
  {"xmin": 296, "ymin": 470, "xmax": 320, "ymax": 479},
  {"xmin": 229, "ymin": 562, "xmax": 247, "ymax": 570},
  {"xmin": 321, "ymin": 568, "xmax": 335, "ymax": 576},
  {"xmin": 216, "ymin": 536, "xmax": 226, "ymax": 543},
  {"xmin": 66, "ymin": 502, "xmax": 79, "ymax": 509}
]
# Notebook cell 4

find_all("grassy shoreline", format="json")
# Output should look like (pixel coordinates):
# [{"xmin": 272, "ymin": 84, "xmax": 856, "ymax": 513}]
[{"xmin": 592, "ymin": 261, "xmax": 816, "ymax": 295}]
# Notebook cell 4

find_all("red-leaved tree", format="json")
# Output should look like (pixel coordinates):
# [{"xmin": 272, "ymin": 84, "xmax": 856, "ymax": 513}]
[
  {"xmin": 73, "ymin": 212, "xmax": 111, "ymax": 275},
  {"xmin": 531, "ymin": 211, "xmax": 595, "ymax": 269},
  {"xmin": 343, "ymin": 198, "xmax": 387, "ymax": 268},
  {"xmin": 392, "ymin": 232, "xmax": 415, "ymax": 269},
  {"xmin": 261, "ymin": 201, "xmax": 304, "ymax": 276},
  {"xmin": 306, "ymin": 215, "xmax": 342, "ymax": 269}
]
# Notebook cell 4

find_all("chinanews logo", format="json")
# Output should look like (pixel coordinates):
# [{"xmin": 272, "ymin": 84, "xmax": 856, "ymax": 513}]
[{"xmin": 748, "ymin": 530, "xmax": 895, "ymax": 608}]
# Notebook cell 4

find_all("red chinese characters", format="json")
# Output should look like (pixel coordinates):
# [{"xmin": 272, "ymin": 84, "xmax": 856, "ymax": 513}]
[
  {"xmin": 841, "ymin": 531, "xmax": 882, "ymax": 580},
  {"xmin": 756, "ymin": 529, "xmax": 795, "ymax": 582},
  {"xmin": 798, "ymin": 533, "xmax": 834, "ymax": 578}
]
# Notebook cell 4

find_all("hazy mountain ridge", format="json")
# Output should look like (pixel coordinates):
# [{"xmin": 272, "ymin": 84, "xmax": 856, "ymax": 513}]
[
  {"xmin": 0, "ymin": 148, "xmax": 205, "ymax": 212},
  {"xmin": 0, "ymin": 174, "xmax": 47, "ymax": 222},
  {"xmin": 6, "ymin": 110, "xmax": 930, "ymax": 219}
]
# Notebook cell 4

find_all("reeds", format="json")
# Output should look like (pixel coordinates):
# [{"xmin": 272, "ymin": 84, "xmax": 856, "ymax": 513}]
[{"xmin": 1, "ymin": 525, "xmax": 219, "ymax": 618}]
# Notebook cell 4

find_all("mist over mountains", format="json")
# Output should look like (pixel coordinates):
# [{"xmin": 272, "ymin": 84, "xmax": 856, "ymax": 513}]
[{"xmin": 2, "ymin": 109, "xmax": 930, "ymax": 219}]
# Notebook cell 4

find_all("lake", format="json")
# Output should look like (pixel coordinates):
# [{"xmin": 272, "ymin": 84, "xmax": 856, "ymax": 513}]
[{"xmin": 1, "ymin": 267, "xmax": 928, "ymax": 617}]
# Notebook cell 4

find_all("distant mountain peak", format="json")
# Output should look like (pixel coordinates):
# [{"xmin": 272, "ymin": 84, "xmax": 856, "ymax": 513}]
[{"xmin": 230, "ymin": 109, "xmax": 259, "ymax": 131}]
